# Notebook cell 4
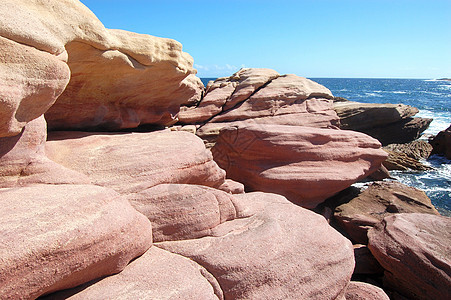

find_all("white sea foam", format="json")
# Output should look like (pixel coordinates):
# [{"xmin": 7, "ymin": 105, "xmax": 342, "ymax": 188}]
[
  {"xmin": 364, "ymin": 92, "xmax": 382, "ymax": 97},
  {"xmin": 417, "ymin": 110, "xmax": 451, "ymax": 136},
  {"xmin": 392, "ymin": 91, "xmax": 407, "ymax": 94}
]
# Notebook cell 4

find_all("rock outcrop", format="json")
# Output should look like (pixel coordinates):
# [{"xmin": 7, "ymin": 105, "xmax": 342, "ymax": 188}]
[
  {"xmin": 334, "ymin": 181, "xmax": 440, "ymax": 244},
  {"xmin": 344, "ymin": 281, "xmax": 390, "ymax": 300},
  {"xmin": 0, "ymin": 184, "xmax": 152, "ymax": 299},
  {"xmin": 334, "ymin": 100, "xmax": 432, "ymax": 145},
  {"xmin": 368, "ymin": 213, "xmax": 451, "ymax": 300},
  {"xmin": 212, "ymin": 124, "xmax": 388, "ymax": 208},
  {"xmin": 430, "ymin": 124, "xmax": 451, "ymax": 159}
]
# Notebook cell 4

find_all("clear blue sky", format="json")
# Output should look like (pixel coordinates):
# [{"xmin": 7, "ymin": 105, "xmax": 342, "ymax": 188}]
[{"xmin": 80, "ymin": 0, "xmax": 450, "ymax": 79}]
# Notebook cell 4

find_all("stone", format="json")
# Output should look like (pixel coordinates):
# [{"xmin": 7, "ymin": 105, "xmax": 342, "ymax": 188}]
[
  {"xmin": 127, "ymin": 184, "xmax": 238, "ymax": 242},
  {"xmin": 384, "ymin": 140, "xmax": 433, "ymax": 161},
  {"xmin": 217, "ymin": 179, "xmax": 245, "ymax": 194},
  {"xmin": 382, "ymin": 149, "xmax": 431, "ymax": 171},
  {"xmin": 353, "ymin": 244, "xmax": 384, "ymax": 275},
  {"xmin": 0, "ymin": 184, "xmax": 152, "ymax": 299},
  {"xmin": 334, "ymin": 181, "xmax": 440, "ymax": 244},
  {"xmin": 345, "ymin": 281, "xmax": 390, "ymax": 300},
  {"xmin": 45, "ymin": 129, "xmax": 226, "ymax": 194},
  {"xmin": 0, "ymin": 36, "xmax": 70, "ymax": 137},
  {"xmin": 0, "ymin": 116, "xmax": 90, "ymax": 188},
  {"xmin": 430, "ymin": 124, "xmax": 451, "ymax": 159},
  {"xmin": 212, "ymin": 124, "xmax": 388, "ymax": 208},
  {"xmin": 43, "ymin": 247, "xmax": 222, "ymax": 300},
  {"xmin": 368, "ymin": 213, "xmax": 451, "ymax": 300},
  {"xmin": 157, "ymin": 192, "xmax": 355, "ymax": 299}
]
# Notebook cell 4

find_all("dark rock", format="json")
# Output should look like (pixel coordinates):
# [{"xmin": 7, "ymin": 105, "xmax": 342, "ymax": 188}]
[
  {"xmin": 382, "ymin": 149, "xmax": 431, "ymax": 171},
  {"xmin": 429, "ymin": 124, "xmax": 451, "ymax": 159}
]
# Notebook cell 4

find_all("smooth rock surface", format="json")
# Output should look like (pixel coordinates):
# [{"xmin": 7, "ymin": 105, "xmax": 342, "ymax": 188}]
[
  {"xmin": 44, "ymin": 247, "xmax": 222, "ymax": 300},
  {"xmin": 46, "ymin": 130, "xmax": 226, "ymax": 194},
  {"xmin": 0, "ymin": 184, "xmax": 152, "ymax": 299},
  {"xmin": 345, "ymin": 281, "xmax": 390, "ymax": 300},
  {"xmin": 0, "ymin": 116, "xmax": 90, "ymax": 187},
  {"xmin": 334, "ymin": 181, "xmax": 440, "ymax": 244},
  {"xmin": 212, "ymin": 124, "xmax": 388, "ymax": 208},
  {"xmin": 157, "ymin": 192, "xmax": 355, "ymax": 299},
  {"xmin": 368, "ymin": 213, "xmax": 451, "ymax": 300}
]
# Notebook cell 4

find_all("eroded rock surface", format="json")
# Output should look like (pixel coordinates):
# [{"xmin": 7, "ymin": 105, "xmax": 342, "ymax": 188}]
[
  {"xmin": 345, "ymin": 281, "xmax": 390, "ymax": 300},
  {"xmin": 212, "ymin": 124, "xmax": 387, "ymax": 208},
  {"xmin": 430, "ymin": 124, "xmax": 451, "ymax": 159}
]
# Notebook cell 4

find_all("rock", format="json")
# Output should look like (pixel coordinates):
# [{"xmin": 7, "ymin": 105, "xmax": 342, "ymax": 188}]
[
  {"xmin": 334, "ymin": 181, "xmax": 440, "ymax": 244},
  {"xmin": 43, "ymin": 247, "xmax": 222, "ymax": 300},
  {"xmin": 157, "ymin": 192, "xmax": 355, "ymax": 299},
  {"xmin": 366, "ymin": 165, "xmax": 391, "ymax": 181},
  {"xmin": 212, "ymin": 124, "xmax": 387, "ymax": 208},
  {"xmin": 0, "ymin": 36, "xmax": 70, "ymax": 137},
  {"xmin": 127, "ymin": 184, "xmax": 238, "ymax": 242},
  {"xmin": 1, "ymin": 0, "xmax": 202, "ymax": 132},
  {"xmin": 353, "ymin": 244, "xmax": 384, "ymax": 275},
  {"xmin": 45, "ymin": 129, "xmax": 226, "ymax": 194},
  {"xmin": 382, "ymin": 149, "xmax": 431, "ymax": 171},
  {"xmin": 384, "ymin": 140, "xmax": 433, "ymax": 160},
  {"xmin": 430, "ymin": 124, "xmax": 451, "ymax": 159},
  {"xmin": 0, "ymin": 184, "xmax": 152, "ymax": 299},
  {"xmin": 368, "ymin": 213, "xmax": 451, "ymax": 300},
  {"xmin": 345, "ymin": 281, "xmax": 390, "ymax": 300},
  {"xmin": 334, "ymin": 101, "xmax": 432, "ymax": 145},
  {"xmin": 0, "ymin": 116, "xmax": 90, "ymax": 187},
  {"xmin": 217, "ymin": 179, "xmax": 245, "ymax": 194}
]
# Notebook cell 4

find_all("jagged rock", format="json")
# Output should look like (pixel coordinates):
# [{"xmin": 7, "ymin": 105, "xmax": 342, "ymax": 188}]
[
  {"xmin": 46, "ymin": 130, "xmax": 226, "ymax": 194},
  {"xmin": 334, "ymin": 181, "xmax": 439, "ymax": 244},
  {"xmin": 430, "ymin": 124, "xmax": 451, "ymax": 159},
  {"xmin": 43, "ymin": 247, "xmax": 222, "ymax": 300},
  {"xmin": 345, "ymin": 281, "xmax": 390, "ymax": 300},
  {"xmin": 0, "ymin": 116, "xmax": 90, "ymax": 187},
  {"xmin": 384, "ymin": 140, "xmax": 433, "ymax": 160},
  {"xmin": 334, "ymin": 101, "xmax": 432, "ymax": 145},
  {"xmin": 157, "ymin": 192, "xmax": 355, "ymax": 299},
  {"xmin": 212, "ymin": 124, "xmax": 387, "ymax": 208},
  {"xmin": 368, "ymin": 213, "xmax": 451, "ymax": 300},
  {"xmin": 0, "ymin": 184, "xmax": 152, "ymax": 299},
  {"xmin": 382, "ymin": 150, "xmax": 431, "ymax": 171}
]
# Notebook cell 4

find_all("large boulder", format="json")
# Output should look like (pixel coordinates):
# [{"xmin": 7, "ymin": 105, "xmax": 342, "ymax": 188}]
[
  {"xmin": 334, "ymin": 181, "xmax": 440, "ymax": 244},
  {"xmin": 344, "ymin": 281, "xmax": 390, "ymax": 300},
  {"xmin": 212, "ymin": 124, "xmax": 388, "ymax": 208},
  {"xmin": 430, "ymin": 124, "xmax": 451, "ymax": 159},
  {"xmin": 368, "ymin": 213, "xmax": 451, "ymax": 300},
  {"xmin": 334, "ymin": 100, "xmax": 432, "ymax": 145},
  {"xmin": 157, "ymin": 192, "xmax": 355, "ymax": 299},
  {"xmin": 0, "ymin": 116, "xmax": 90, "ymax": 187},
  {"xmin": 0, "ymin": 184, "xmax": 152, "ymax": 299},
  {"xmin": 45, "ymin": 129, "xmax": 226, "ymax": 194},
  {"xmin": 0, "ymin": 0, "xmax": 202, "ymax": 132},
  {"xmin": 43, "ymin": 247, "xmax": 222, "ymax": 300}
]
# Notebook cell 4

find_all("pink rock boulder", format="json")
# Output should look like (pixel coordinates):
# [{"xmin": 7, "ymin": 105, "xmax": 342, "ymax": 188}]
[{"xmin": 345, "ymin": 281, "xmax": 389, "ymax": 300}]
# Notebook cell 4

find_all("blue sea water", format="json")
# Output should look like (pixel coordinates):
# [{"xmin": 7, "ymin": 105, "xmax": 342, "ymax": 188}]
[{"xmin": 201, "ymin": 77, "xmax": 451, "ymax": 215}]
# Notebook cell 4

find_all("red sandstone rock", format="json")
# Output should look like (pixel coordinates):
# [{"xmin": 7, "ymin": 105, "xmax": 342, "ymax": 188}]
[
  {"xmin": 345, "ymin": 281, "xmax": 390, "ymax": 300},
  {"xmin": 44, "ymin": 247, "xmax": 222, "ymax": 300},
  {"xmin": 212, "ymin": 124, "xmax": 388, "ymax": 208},
  {"xmin": 353, "ymin": 244, "xmax": 384, "ymax": 275},
  {"xmin": 128, "ymin": 184, "xmax": 239, "ymax": 242},
  {"xmin": 430, "ymin": 124, "xmax": 451, "ymax": 159},
  {"xmin": 0, "ymin": 184, "xmax": 152, "ymax": 299},
  {"xmin": 368, "ymin": 213, "xmax": 451, "ymax": 300},
  {"xmin": 157, "ymin": 192, "xmax": 355, "ymax": 299},
  {"xmin": 217, "ymin": 178, "xmax": 245, "ymax": 194},
  {"xmin": 334, "ymin": 181, "xmax": 440, "ymax": 244},
  {"xmin": 45, "ymin": 130, "xmax": 226, "ymax": 194},
  {"xmin": 0, "ymin": 116, "xmax": 90, "ymax": 187}
]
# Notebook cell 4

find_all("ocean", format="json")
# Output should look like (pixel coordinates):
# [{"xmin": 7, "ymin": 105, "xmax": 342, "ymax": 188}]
[{"xmin": 201, "ymin": 78, "xmax": 451, "ymax": 215}]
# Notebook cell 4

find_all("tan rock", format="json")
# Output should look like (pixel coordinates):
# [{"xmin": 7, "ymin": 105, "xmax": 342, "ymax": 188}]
[
  {"xmin": 345, "ymin": 281, "xmax": 390, "ymax": 300},
  {"xmin": 212, "ymin": 124, "xmax": 388, "ymax": 208},
  {"xmin": 157, "ymin": 192, "xmax": 355, "ymax": 299},
  {"xmin": 0, "ymin": 36, "xmax": 70, "ymax": 137},
  {"xmin": 0, "ymin": 116, "xmax": 90, "ymax": 187},
  {"xmin": 0, "ymin": 184, "xmax": 152, "ymax": 299},
  {"xmin": 383, "ymin": 149, "xmax": 431, "ymax": 171},
  {"xmin": 368, "ymin": 213, "xmax": 451, "ymax": 300},
  {"xmin": 45, "ymin": 129, "xmax": 226, "ymax": 194},
  {"xmin": 334, "ymin": 181, "xmax": 440, "ymax": 244},
  {"xmin": 43, "ymin": 247, "xmax": 222, "ymax": 300}
]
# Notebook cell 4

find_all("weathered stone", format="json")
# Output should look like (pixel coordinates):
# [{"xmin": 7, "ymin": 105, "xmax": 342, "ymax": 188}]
[
  {"xmin": 212, "ymin": 124, "xmax": 387, "ymax": 208},
  {"xmin": 382, "ymin": 149, "xmax": 431, "ymax": 171},
  {"xmin": 384, "ymin": 140, "xmax": 433, "ymax": 160},
  {"xmin": 368, "ymin": 213, "xmax": 451, "ymax": 300},
  {"xmin": 430, "ymin": 124, "xmax": 451, "ymax": 159},
  {"xmin": 157, "ymin": 192, "xmax": 355, "ymax": 299},
  {"xmin": 334, "ymin": 181, "xmax": 439, "ymax": 244},
  {"xmin": 353, "ymin": 244, "xmax": 384, "ymax": 275},
  {"xmin": 0, "ymin": 184, "xmax": 152, "ymax": 299},
  {"xmin": 345, "ymin": 281, "xmax": 390, "ymax": 300}
]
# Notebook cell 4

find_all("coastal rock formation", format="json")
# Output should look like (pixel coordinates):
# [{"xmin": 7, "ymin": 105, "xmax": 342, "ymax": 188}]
[
  {"xmin": 334, "ymin": 181, "xmax": 440, "ymax": 244},
  {"xmin": 384, "ymin": 140, "xmax": 433, "ymax": 160},
  {"xmin": 0, "ymin": 184, "xmax": 152, "ymax": 299},
  {"xmin": 430, "ymin": 124, "xmax": 451, "ymax": 159},
  {"xmin": 157, "ymin": 192, "xmax": 355, "ymax": 299},
  {"xmin": 344, "ymin": 281, "xmax": 390, "ymax": 300},
  {"xmin": 353, "ymin": 244, "xmax": 384, "ymax": 275},
  {"xmin": 1, "ymin": 0, "xmax": 201, "ymax": 132},
  {"xmin": 368, "ymin": 213, "xmax": 451, "ymax": 300},
  {"xmin": 212, "ymin": 124, "xmax": 388, "ymax": 208},
  {"xmin": 45, "ymin": 130, "xmax": 226, "ymax": 194},
  {"xmin": 334, "ymin": 100, "xmax": 432, "ymax": 145},
  {"xmin": 45, "ymin": 247, "xmax": 221, "ymax": 300},
  {"xmin": 0, "ymin": 116, "xmax": 90, "ymax": 187},
  {"xmin": 383, "ymin": 140, "xmax": 433, "ymax": 171}
]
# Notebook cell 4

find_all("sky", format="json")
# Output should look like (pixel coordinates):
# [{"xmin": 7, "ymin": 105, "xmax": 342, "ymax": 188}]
[{"xmin": 80, "ymin": 0, "xmax": 451, "ymax": 79}]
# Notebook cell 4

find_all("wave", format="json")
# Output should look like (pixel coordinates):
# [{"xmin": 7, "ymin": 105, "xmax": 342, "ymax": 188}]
[{"xmin": 392, "ymin": 91, "xmax": 407, "ymax": 94}]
